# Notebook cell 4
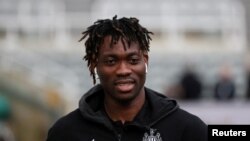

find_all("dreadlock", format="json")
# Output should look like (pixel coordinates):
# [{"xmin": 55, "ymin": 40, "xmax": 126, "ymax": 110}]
[{"xmin": 79, "ymin": 15, "xmax": 153, "ymax": 84}]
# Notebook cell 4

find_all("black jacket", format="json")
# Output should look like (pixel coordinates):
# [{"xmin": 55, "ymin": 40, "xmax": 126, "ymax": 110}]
[{"xmin": 47, "ymin": 85, "xmax": 207, "ymax": 141}]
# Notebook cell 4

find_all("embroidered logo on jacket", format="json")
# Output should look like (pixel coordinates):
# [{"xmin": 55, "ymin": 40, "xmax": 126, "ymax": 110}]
[{"xmin": 142, "ymin": 128, "xmax": 162, "ymax": 141}]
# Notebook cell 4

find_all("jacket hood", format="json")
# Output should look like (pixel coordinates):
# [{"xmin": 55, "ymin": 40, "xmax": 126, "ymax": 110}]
[{"xmin": 79, "ymin": 84, "xmax": 179, "ymax": 130}]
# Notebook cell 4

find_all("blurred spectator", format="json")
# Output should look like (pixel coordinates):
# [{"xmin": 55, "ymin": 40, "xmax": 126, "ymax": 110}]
[
  {"xmin": 214, "ymin": 65, "xmax": 235, "ymax": 100},
  {"xmin": 245, "ymin": 60, "xmax": 250, "ymax": 100},
  {"xmin": 0, "ymin": 95, "xmax": 15, "ymax": 141},
  {"xmin": 179, "ymin": 64, "xmax": 203, "ymax": 100},
  {"xmin": 247, "ymin": 73, "xmax": 250, "ymax": 99}
]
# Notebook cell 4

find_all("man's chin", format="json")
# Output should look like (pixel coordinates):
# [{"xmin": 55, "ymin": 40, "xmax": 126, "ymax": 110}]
[{"xmin": 112, "ymin": 91, "xmax": 139, "ymax": 105}]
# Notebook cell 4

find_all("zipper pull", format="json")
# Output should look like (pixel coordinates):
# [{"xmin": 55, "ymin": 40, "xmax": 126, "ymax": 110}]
[{"xmin": 117, "ymin": 134, "xmax": 121, "ymax": 141}]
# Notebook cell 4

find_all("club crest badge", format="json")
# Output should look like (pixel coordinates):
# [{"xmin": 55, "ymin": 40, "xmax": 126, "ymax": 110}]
[{"xmin": 142, "ymin": 128, "xmax": 162, "ymax": 141}]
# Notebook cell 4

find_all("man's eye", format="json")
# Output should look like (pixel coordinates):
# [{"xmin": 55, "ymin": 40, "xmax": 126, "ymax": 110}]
[
  {"xmin": 129, "ymin": 58, "xmax": 140, "ymax": 64},
  {"xmin": 105, "ymin": 58, "xmax": 116, "ymax": 65}
]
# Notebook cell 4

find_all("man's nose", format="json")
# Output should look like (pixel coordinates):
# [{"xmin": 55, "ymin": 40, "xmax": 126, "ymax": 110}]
[{"xmin": 116, "ymin": 62, "xmax": 132, "ymax": 76}]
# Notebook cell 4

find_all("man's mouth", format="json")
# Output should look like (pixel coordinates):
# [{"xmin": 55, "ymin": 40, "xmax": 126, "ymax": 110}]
[{"xmin": 114, "ymin": 79, "xmax": 135, "ymax": 92}]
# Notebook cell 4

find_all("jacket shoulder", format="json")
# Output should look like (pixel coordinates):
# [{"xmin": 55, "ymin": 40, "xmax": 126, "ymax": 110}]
[
  {"xmin": 175, "ymin": 108, "xmax": 208, "ymax": 141},
  {"xmin": 46, "ymin": 109, "xmax": 83, "ymax": 141}
]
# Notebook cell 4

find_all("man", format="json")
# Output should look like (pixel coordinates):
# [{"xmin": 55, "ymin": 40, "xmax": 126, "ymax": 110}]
[
  {"xmin": 180, "ymin": 64, "xmax": 203, "ymax": 100},
  {"xmin": 214, "ymin": 65, "xmax": 235, "ymax": 100},
  {"xmin": 46, "ymin": 16, "xmax": 207, "ymax": 141}
]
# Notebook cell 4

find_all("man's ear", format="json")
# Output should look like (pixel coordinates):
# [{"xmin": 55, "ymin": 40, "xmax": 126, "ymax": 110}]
[
  {"xmin": 143, "ymin": 52, "xmax": 149, "ymax": 65},
  {"xmin": 90, "ymin": 61, "xmax": 98, "ymax": 74}
]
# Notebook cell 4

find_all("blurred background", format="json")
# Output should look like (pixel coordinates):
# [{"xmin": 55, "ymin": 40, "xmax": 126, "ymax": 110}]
[{"xmin": 0, "ymin": 0, "xmax": 250, "ymax": 141}]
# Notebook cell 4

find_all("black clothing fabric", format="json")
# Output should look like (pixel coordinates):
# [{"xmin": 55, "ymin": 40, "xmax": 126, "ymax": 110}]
[{"xmin": 47, "ymin": 84, "xmax": 207, "ymax": 141}]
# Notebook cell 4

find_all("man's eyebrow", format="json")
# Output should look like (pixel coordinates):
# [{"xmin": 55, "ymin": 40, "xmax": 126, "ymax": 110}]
[
  {"xmin": 127, "ymin": 52, "xmax": 141, "ymax": 57},
  {"xmin": 101, "ymin": 54, "xmax": 117, "ymax": 58}
]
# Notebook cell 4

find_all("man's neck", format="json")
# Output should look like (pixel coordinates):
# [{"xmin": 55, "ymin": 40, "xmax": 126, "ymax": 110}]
[{"xmin": 104, "ymin": 92, "xmax": 145, "ymax": 124}]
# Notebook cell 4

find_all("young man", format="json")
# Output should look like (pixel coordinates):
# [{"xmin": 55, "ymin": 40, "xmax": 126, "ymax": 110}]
[{"xmin": 46, "ymin": 16, "xmax": 207, "ymax": 141}]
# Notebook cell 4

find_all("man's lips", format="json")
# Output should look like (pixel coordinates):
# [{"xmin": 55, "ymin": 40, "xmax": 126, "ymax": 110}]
[
  {"xmin": 114, "ymin": 79, "xmax": 135, "ymax": 85},
  {"xmin": 114, "ymin": 79, "xmax": 135, "ymax": 92}
]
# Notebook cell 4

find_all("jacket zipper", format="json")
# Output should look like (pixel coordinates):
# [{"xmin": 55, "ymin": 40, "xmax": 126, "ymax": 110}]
[{"xmin": 117, "ymin": 134, "xmax": 122, "ymax": 141}]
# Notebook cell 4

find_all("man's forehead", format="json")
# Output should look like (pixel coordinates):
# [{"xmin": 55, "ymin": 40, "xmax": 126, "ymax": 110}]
[
  {"xmin": 99, "ymin": 36, "xmax": 141, "ymax": 51},
  {"xmin": 99, "ymin": 47, "xmax": 143, "ymax": 57}
]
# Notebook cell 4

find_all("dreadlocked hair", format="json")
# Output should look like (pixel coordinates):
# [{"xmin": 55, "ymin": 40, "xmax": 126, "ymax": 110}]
[{"xmin": 79, "ymin": 15, "xmax": 153, "ymax": 84}]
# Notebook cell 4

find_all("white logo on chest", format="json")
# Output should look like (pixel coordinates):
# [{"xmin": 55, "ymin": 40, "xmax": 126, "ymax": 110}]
[{"xmin": 142, "ymin": 128, "xmax": 162, "ymax": 141}]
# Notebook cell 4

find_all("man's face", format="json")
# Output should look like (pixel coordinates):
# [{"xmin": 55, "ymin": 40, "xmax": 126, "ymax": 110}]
[{"xmin": 96, "ymin": 36, "xmax": 148, "ymax": 103}]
